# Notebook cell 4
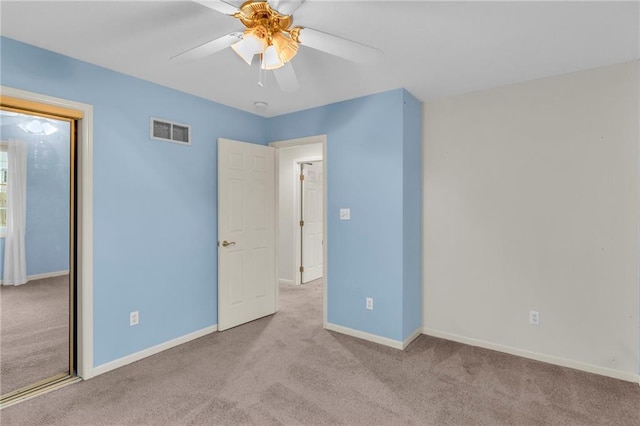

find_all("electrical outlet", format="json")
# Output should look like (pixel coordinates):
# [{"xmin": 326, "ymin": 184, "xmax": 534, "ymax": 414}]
[
  {"xmin": 366, "ymin": 297, "xmax": 373, "ymax": 310},
  {"xmin": 130, "ymin": 311, "xmax": 139, "ymax": 326},
  {"xmin": 529, "ymin": 310, "xmax": 539, "ymax": 325}
]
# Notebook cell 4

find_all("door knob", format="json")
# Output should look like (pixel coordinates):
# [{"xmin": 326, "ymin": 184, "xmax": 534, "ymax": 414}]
[{"xmin": 221, "ymin": 240, "xmax": 236, "ymax": 247}]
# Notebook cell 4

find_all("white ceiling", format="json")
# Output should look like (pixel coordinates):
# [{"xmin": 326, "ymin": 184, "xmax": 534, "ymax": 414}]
[{"xmin": 1, "ymin": 1, "xmax": 638, "ymax": 117}]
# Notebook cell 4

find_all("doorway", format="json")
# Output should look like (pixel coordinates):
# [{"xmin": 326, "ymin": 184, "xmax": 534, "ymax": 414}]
[
  {"xmin": 216, "ymin": 136, "xmax": 327, "ymax": 331},
  {"xmin": 0, "ymin": 89, "xmax": 93, "ymax": 407},
  {"xmin": 270, "ymin": 135, "xmax": 327, "ymax": 324}
]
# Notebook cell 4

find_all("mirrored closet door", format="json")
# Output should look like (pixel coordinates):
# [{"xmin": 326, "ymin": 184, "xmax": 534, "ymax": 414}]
[{"xmin": 0, "ymin": 105, "xmax": 75, "ymax": 402}]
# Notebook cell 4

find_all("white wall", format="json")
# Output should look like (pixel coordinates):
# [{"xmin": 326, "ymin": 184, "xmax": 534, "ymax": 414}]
[
  {"xmin": 277, "ymin": 143, "xmax": 323, "ymax": 284},
  {"xmin": 423, "ymin": 61, "xmax": 639, "ymax": 381}
]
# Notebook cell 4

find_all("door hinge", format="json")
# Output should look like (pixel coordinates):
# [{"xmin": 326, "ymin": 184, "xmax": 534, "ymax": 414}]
[
  {"xmin": 300, "ymin": 220, "xmax": 304, "ymax": 227},
  {"xmin": 299, "ymin": 266, "xmax": 304, "ymax": 273},
  {"xmin": 300, "ymin": 174, "xmax": 305, "ymax": 181}
]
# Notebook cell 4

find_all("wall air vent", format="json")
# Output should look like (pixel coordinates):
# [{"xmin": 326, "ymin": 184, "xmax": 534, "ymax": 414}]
[{"xmin": 150, "ymin": 117, "xmax": 191, "ymax": 146}]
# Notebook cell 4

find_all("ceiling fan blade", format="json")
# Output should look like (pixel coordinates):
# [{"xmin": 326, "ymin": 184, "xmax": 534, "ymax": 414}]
[
  {"xmin": 273, "ymin": 62, "xmax": 299, "ymax": 92},
  {"xmin": 270, "ymin": 0, "xmax": 306, "ymax": 16},
  {"xmin": 193, "ymin": 0, "xmax": 240, "ymax": 16},
  {"xmin": 170, "ymin": 33, "xmax": 241, "ymax": 62},
  {"xmin": 297, "ymin": 27, "xmax": 384, "ymax": 64}
]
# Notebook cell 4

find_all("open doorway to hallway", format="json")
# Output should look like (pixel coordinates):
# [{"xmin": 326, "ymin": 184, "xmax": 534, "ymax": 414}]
[{"xmin": 270, "ymin": 135, "xmax": 326, "ymax": 324}]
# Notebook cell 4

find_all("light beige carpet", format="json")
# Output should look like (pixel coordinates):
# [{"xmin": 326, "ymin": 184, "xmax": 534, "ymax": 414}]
[
  {"xmin": 0, "ymin": 275, "xmax": 69, "ymax": 396},
  {"xmin": 2, "ymin": 279, "xmax": 639, "ymax": 425}
]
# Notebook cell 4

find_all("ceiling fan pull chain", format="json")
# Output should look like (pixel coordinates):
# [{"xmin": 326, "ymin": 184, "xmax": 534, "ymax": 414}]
[{"xmin": 258, "ymin": 54, "xmax": 265, "ymax": 87}]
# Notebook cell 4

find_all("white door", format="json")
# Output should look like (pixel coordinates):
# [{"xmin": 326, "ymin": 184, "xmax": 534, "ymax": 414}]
[
  {"xmin": 301, "ymin": 162, "xmax": 323, "ymax": 283},
  {"xmin": 218, "ymin": 138, "xmax": 276, "ymax": 331}
]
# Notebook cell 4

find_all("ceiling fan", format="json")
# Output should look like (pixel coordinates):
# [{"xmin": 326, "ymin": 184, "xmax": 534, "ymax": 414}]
[{"xmin": 171, "ymin": 0, "xmax": 384, "ymax": 92}]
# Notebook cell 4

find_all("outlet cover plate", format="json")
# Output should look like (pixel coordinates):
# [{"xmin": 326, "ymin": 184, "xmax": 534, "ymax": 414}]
[
  {"xmin": 366, "ymin": 297, "xmax": 373, "ymax": 310},
  {"xmin": 130, "ymin": 311, "xmax": 139, "ymax": 326},
  {"xmin": 529, "ymin": 310, "xmax": 539, "ymax": 325}
]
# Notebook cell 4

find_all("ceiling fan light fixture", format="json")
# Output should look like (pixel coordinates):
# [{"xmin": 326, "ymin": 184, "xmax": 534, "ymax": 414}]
[
  {"xmin": 231, "ymin": 31, "xmax": 266, "ymax": 65},
  {"xmin": 17, "ymin": 119, "xmax": 58, "ymax": 136},
  {"xmin": 272, "ymin": 31, "xmax": 298, "ymax": 64},
  {"xmin": 262, "ymin": 45, "xmax": 284, "ymax": 70}
]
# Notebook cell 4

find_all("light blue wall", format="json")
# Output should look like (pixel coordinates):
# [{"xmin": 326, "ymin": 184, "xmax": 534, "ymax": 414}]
[
  {"xmin": 2, "ymin": 36, "xmax": 422, "ymax": 364},
  {"xmin": 25, "ymin": 123, "xmax": 71, "ymax": 276},
  {"xmin": 0, "ymin": 122, "xmax": 71, "ymax": 278},
  {"xmin": 267, "ymin": 89, "xmax": 422, "ymax": 342},
  {"xmin": 402, "ymin": 90, "xmax": 423, "ymax": 339},
  {"xmin": 1, "ymin": 37, "xmax": 267, "ymax": 366}
]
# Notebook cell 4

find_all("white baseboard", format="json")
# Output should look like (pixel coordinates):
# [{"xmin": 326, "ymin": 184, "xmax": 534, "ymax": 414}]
[
  {"xmin": 92, "ymin": 324, "xmax": 217, "ymax": 377},
  {"xmin": 279, "ymin": 278, "xmax": 294, "ymax": 286},
  {"xmin": 28, "ymin": 270, "xmax": 69, "ymax": 281},
  {"xmin": 423, "ymin": 328, "xmax": 640, "ymax": 384},
  {"xmin": 325, "ymin": 322, "xmax": 404, "ymax": 350},
  {"xmin": 402, "ymin": 327, "xmax": 422, "ymax": 349},
  {"xmin": 0, "ymin": 270, "xmax": 69, "ymax": 285}
]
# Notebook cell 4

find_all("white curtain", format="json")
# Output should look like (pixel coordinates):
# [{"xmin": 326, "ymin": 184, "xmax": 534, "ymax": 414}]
[{"xmin": 3, "ymin": 139, "xmax": 28, "ymax": 286}]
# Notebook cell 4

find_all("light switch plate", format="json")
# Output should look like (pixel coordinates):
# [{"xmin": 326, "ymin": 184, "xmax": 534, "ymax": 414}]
[{"xmin": 340, "ymin": 208, "xmax": 351, "ymax": 220}]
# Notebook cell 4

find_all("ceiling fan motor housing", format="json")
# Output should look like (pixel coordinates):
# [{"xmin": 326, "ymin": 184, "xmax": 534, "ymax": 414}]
[
  {"xmin": 234, "ymin": 1, "xmax": 301, "ymax": 67},
  {"xmin": 236, "ymin": 1, "xmax": 295, "ymax": 40}
]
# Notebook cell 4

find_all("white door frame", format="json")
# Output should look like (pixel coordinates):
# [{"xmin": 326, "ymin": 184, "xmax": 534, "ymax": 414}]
[
  {"xmin": 1, "ymin": 86, "xmax": 94, "ymax": 380},
  {"xmin": 269, "ymin": 135, "xmax": 327, "ymax": 326}
]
